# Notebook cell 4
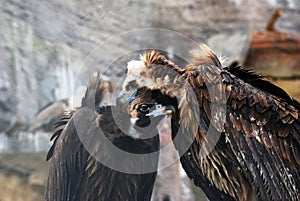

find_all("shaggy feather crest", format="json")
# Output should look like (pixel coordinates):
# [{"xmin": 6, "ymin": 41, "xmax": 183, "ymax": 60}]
[
  {"xmin": 140, "ymin": 50, "xmax": 167, "ymax": 66},
  {"xmin": 123, "ymin": 59, "xmax": 155, "ymax": 93},
  {"xmin": 123, "ymin": 51, "xmax": 184, "ymax": 98}
]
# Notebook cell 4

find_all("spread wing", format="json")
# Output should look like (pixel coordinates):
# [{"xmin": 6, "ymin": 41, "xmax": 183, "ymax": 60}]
[{"xmin": 185, "ymin": 64, "xmax": 300, "ymax": 200}]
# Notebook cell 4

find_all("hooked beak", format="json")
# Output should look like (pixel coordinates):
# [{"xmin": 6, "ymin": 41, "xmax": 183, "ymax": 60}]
[{"xmin": 146, "ymin": 104, "xmax": 175, "ymax": 117}]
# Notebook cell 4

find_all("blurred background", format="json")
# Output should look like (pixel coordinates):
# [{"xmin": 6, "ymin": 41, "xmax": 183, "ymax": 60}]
[{"xmin": 0, "ymin": 0, "xmax": 299, "ymax": 200}]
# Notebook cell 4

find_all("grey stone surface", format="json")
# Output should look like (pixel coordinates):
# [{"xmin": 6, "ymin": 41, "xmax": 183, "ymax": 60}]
[{"xmin": 0, "ymin": 48, "xmax": 16, "ymax": 132}]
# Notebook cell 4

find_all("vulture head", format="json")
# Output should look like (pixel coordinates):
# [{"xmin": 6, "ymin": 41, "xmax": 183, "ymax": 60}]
[
  {"xmin": 121, "ymin": 50, "xmax": 197, "ymax": 135},
  {"xmin": 117, "ymin": 87, "xmax": 177, "ymax": 139}
]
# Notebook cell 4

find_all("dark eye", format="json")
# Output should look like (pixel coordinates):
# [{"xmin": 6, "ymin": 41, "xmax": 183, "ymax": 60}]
[{"xmin": 139, "ymin": 104, "xmax": 150, "ymax": 112}]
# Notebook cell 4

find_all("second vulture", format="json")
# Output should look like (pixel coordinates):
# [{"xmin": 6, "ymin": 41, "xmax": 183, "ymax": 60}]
[
  {"xmin": 45, "ymin": 74, "xmax": 176, "ymax": 201},
  {"xmin": 122, "ymin": 45, "xmax": 300, "ymax": 201}
]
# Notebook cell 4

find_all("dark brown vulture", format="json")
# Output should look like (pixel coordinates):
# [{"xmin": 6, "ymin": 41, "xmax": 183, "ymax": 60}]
[
  {"xmin": 121, "ymin": 45, "xmax": 300, "ymax": 201},
  {"xmin": 45, "ymin": 74, "xmax": 176, "ymax": 201}
]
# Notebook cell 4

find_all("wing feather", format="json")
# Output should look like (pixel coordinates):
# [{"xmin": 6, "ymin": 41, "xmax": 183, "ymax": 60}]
[
  {"xmin": 45, "ymin": 73, "xmax": 113, "ymax": 201},
  {"xmin": 192, "ymin": 64, "xmax": 300, "ymax": 200},
  {"xmin": 45, "ymin": 108, "xmax": 99, "ymax": 201}
]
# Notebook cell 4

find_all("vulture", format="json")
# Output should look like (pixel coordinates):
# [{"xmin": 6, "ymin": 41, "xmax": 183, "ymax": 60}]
[
  {"xmin": 121, "ymin": 45, "xmax": 300, "ymax": 201},
  {"xmin": 30, "ymin": 75, "xmax": 111, "ymax": 133},
  {"xmin": 45, "ymin": 74, "xmax": 176, "ymax": 201},
  {"xmin": 29, "ymin": 98, "xmax": 69, "ymax": 132}
]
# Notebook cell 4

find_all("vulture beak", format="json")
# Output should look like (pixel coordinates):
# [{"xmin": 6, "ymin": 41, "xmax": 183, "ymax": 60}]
[{"xmin": 146, "ymin": 104, "xmax": 175, "ymax": 117}]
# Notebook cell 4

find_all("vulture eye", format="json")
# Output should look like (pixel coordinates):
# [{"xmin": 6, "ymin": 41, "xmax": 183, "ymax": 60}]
[{"xmin": 139, "ymin": 104, "xmax": 150, "ymax": 112}]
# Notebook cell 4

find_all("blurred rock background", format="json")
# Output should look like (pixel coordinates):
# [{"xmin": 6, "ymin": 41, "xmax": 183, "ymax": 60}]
[{"xmin": 0, "ymin": 0, "xmax": 299, "ymax": 200}]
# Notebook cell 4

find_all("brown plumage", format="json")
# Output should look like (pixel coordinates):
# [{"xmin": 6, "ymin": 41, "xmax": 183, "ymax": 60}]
[
  {"xmin": 45, "ymin": 74, "xmax": 174, "ymax": 201},
  {"xmin": 122, "ymin": 45, "xmax": 300, "ymax": 201}
]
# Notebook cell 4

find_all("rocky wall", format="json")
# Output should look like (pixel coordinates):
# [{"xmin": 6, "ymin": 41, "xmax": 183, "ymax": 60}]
[{"xmin": 1, "ymin": 0, "xmax": 299, "ymax": 131}]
